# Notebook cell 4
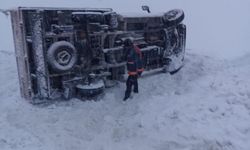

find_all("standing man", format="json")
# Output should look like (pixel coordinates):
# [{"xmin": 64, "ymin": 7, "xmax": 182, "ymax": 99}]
[{"xmin": 123, "ymin": 38, "xmax": 144, "ymax": 101}]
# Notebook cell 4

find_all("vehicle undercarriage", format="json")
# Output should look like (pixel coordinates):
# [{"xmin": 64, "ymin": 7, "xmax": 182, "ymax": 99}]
[{"xmin": 10, "ymin": 7, "xmax": 186, "ymax": 102}]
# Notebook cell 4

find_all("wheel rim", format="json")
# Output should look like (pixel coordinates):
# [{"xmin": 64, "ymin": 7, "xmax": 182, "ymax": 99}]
[
  {"xmin": 166, "ymin": 10, "xmax": 178, "ymax": 20},
  {"xmin": 56, "ymin": 50, "xmax": 72, "ymax": 66}
]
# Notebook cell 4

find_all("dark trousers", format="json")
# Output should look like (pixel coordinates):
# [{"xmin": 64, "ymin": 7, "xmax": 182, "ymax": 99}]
[{"xmin": 124, "ymin": 75, "xmax": 138, "ymax": 99}]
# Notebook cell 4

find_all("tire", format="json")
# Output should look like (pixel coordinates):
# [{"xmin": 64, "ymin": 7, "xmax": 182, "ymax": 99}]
[
  {"xmin": 76, "ymin": 80, "xmax": 105, "ymax": 98},
  {"xmin": 163, "ymin": 9, "xmax": 185, "ymax": 27},
  {"xmin": 47, "ymin": 41, "xmax": 78, "ymax": 72}
]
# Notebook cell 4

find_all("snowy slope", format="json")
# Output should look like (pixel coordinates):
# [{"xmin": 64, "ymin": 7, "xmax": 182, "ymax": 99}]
[
  {"xmin": 1, "ymin": 49, "xmax": 250, "ymax": 150},
  {"xmin": 1, "ymin": 0, "xmax": 250, "ymax": 150}
]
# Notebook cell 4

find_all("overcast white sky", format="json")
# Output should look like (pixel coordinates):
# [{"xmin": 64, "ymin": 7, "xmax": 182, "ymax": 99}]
[{"xmin": 1, "ymin": 0, "xmax": 250, "ymax": 59}]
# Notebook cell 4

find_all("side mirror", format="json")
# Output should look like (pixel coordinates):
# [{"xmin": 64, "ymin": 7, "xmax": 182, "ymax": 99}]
[{"xmin": 142, "ymin": 5, "xmax": 151, "ymax": 13}]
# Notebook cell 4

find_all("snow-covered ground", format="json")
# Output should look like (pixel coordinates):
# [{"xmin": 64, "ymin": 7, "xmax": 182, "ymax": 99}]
[
  {"xmin": 1, "ymin": 0, "xmax": 250, "ymax": 150},
  {"xmin": 1, "ymin": 49, "xmax": 250, "ymax": 150}
]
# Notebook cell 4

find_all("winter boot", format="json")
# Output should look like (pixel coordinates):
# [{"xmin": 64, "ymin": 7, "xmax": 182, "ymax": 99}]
[
  {"xmin": 133, "ymin": 88, "xmax": 138, "ymax": 93},
  {"xmin": 123, "ymin": 95, "xmax": 130, "ymax": 101},
  {"xmin": 123, "ymin": 91, "xmax": 131, "ymax": 101}
]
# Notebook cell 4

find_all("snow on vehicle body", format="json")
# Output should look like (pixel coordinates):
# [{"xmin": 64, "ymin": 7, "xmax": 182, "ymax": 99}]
[{"xmin": 10, "ymin": 7, "xmax": 186, "ymax": 102}]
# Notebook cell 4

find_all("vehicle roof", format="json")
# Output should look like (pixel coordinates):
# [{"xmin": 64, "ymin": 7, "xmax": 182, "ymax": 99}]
[{"xmin": 10, "ymin": 7, "xmax": 112, "ymax": 12}]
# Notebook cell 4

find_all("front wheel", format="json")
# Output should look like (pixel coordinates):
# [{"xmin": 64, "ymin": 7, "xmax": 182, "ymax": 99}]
[{"xmin": 162, "ymin": 9, "xmax": 185, "ymax": 27}]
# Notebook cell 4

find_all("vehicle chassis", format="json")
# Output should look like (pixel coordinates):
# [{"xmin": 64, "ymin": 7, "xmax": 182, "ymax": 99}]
[{"xmin": 10, "ymin": 7, "xmax": 186, "ymax": 102}]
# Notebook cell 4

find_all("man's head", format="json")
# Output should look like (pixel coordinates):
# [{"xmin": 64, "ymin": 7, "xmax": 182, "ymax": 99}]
[{"xmin": 123, "ymin": 38, "xmax": 134, "ymax": 47}]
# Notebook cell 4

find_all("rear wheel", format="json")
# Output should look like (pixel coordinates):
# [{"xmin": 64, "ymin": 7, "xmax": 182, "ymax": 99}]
[{"xmin": 76, "ymin": 80, "xmax": 105, "ymax": 98}]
